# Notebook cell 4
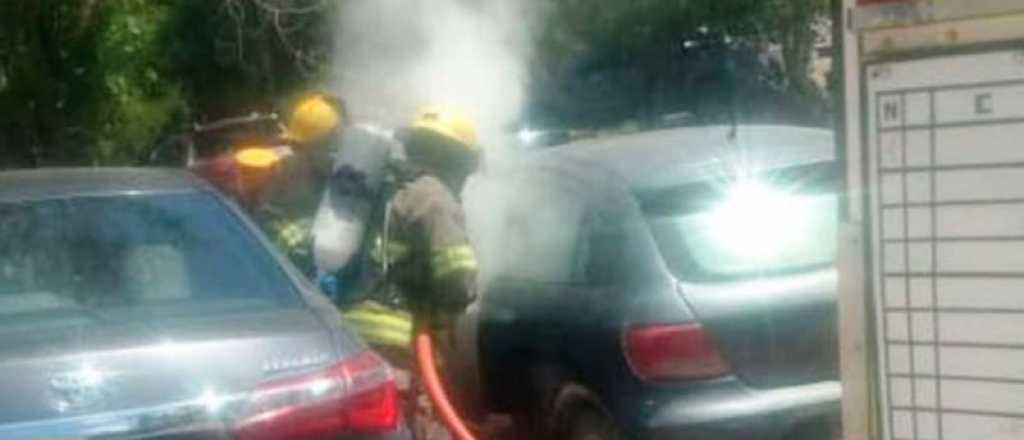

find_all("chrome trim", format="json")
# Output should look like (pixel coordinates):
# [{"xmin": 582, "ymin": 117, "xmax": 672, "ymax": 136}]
[{"xmin": 0, "ymin": 396, "xmax": 237, "ymax": 440}]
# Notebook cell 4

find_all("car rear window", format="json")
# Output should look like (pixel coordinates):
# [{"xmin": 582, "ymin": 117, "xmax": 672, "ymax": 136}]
[
  {"xmin": 641, "ymin": 163, "xmax": 839, "ymax": 281},
  {"xmin": 0, "ymin": 191, "xmax": 299, "ymax": 328}
]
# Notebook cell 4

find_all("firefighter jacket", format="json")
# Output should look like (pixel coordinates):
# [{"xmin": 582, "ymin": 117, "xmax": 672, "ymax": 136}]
[
  {"xmin": 256, "ymin": 142, "xmax": 333, "ymax": 275},
  {"xmin": 378, "ymin": 172, "xmax": 478, "ymax": 313}
]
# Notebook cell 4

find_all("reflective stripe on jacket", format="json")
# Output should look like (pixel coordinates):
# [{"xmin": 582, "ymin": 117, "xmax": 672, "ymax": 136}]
[
  {"xmin": 342, "ymin": 300, "xmax": 412, "ymax": 348},
  {"xmin": 382, "ymin": 174, "xmax": 478, "ymax": 310}
]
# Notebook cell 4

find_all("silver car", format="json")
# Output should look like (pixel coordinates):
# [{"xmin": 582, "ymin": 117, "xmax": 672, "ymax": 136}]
[{"xmin": 0, "ymin": 168, "xmax": 409, "ymax": 440}]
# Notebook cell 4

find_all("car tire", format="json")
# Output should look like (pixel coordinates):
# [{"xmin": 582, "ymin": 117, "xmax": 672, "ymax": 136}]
[
  {"xmin": 790, "ymin": 418, "xmax": 842, "ymax": 440},
  {"xmin": 563, "ymin": 408, "xmax": 620, "ymax": 440},
  {"xmin": 549, "ymin": 384, "xmax": 620, "ymax": 440}
]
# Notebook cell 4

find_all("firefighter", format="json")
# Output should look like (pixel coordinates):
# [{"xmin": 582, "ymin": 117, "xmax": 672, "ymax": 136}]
[
  {"xmin": 383, "ymin": 104, "xmax": 480, "ymax": 320},
  {"xmin": 232, "ymin": 94, "xmax": 415, "ymax": 368},
  {"xmin": 309, "ymin": 113, "xmax": 412, "ymax": 357},
  {"xmin": 251, "ymin": 94, "xmax": 345, "ymax": 276},
  {"xmin": 374, "ymin": 106, "xmax": 482, "ymax": 432}
]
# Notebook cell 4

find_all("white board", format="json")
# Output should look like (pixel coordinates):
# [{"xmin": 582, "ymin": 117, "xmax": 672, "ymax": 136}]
[{"xmin": 867, "ymin": 49, "xmax": 1024, "ymax": 440}]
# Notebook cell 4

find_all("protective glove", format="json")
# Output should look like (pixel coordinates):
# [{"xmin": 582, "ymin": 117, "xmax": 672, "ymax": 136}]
[{"xmin": 318, "ymin": 272, "xmax": 344, "ymax": 302}]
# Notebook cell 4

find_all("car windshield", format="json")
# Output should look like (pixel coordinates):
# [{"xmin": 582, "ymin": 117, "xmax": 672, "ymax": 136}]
[
  {"xmin": 643, "ymin": 163, "xmax": 839, "ymax": 281},
  {"xmin": 0, "ymin": 191, "xmax": 299, "ymax": 330}
]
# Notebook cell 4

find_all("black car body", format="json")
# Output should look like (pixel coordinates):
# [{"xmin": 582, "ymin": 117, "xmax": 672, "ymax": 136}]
[{"xmin": 460, "ymin": 125, "xmax": 840, "ymax": 439}]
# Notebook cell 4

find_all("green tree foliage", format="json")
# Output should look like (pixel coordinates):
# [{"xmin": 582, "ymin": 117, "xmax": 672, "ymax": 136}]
[
  {"xmin": 93, "ymin": 1, "xmax": 185, "ymax": 164},
  {"xmin": 163, "ymin": 0, "xmax": 335, "ymax": 119},
  {"xmin": 0, "ymin": 0, "xmax": 333, "ymax": 169},
  {"xmin": 0, "ymin": 0, "xmax": 829, "ymax": 167},
  {"xmin": 530, "ymin": 0, "xmax": 829, "ymax": 128}
]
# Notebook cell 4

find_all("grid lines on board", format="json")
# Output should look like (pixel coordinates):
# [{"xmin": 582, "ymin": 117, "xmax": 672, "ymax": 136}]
[{"xmin": 872, "ymin": 75, "xmax": 1024, "ymax": 440}]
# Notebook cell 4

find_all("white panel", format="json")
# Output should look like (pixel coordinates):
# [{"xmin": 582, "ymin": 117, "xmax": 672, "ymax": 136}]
[
  {"xmin": 937, "ymin": 204, "xmax": 1024, "ymax": 237},
  {"xmin": 943, "ymin": 347, "xmax": 1024, "ymax": 380},
  {"xmin": 940, "ymin": 313, "xmax": 1024, "ymax": 345},
  {"xmin": 937, "ymin": 168, "xmax": 1024, "ymax": 201},
  {"xmin": 905, "ymin": 93, "xmax": 932, "ymax": 126},
  {"xmin": 892, "ymin": 410, "xmax": 914, "ymax": 439},
  {"xmin": 905, "ymin": 130, "xmax": 932, "ymax": 166},
  {"xmin": 907, "ymin": 207, "xmax": 932, "ymax": 238},
  {"xmin": 935, "ymin": 84, "xmax": 1024, "ymax": 124},
  {"xmin": 881, "ymin": 174, "xmax": 905, "ymax": 204},
  {"xmin": 908, "ymin": 243, "xmax": 933, "ymax": 273},
  {"xmin": 906, "ymin": 172, "xmax": 932, "ymax": 202},
  {"xmin": 867, "ymin": 50, "xmax": 1024, "ymax": 440},
  {"xmin": 891, "ymin": 377, "xmax": 913, "ymax": 407},
  {"xmin": 936, "ymin": 278, "xmax": 1024, "ymax": 309},
  {"xmin": 916, "ymin": 411, "xmax": 940, "ymax": 440},
  {"xmin": 943, "ymin": 413, "xmax": 1024, "ymax": 440},
  {"xmin": 887, "ymin": 312, "xmax": 909, "ymax": 340},
  {"xmin": 890, "ymin": 345, "xmax": 911, "ymax": 374},
  {"xmin": 937, "ymin": 242, "xmax": 1024, "ymax": 273},
  {"xmin": 909, "ymin": 278, "xmax": 934, "ymax": 307},
  {"xmin": 883, "ymin": 209, "xmax": 905, "ymax": 238},
  {"xmin": 937, "ymin": 124, "xmax": 1024, "ymax": 166},
  {"xmin": 866, "ymin": 50, "xmax": 1024, "ymax": 92},
  {"xmin": 881, "ymin": 132, "xmax": 904, "ymax": 168},
  {"xmin": 942, "ymin": 379, "xmax": 1024, "ymax": 414},
  {"xmin": 884, "ymin": 243, "xmax": 906, "ymax": 272},
  {"xmin": 911, "ymin": 312, "xmax": 935, "ymax": 342},
  {"xmin": 913, "ymin": 345, "xmax": 936, "ymax": 375},
  {"xmin": 880, "ymin": 95, "xmax": 905, "ymax": 129},
  {"xmin": 885, "ymin": 276, "xmax": 908, "ymax": 307}
]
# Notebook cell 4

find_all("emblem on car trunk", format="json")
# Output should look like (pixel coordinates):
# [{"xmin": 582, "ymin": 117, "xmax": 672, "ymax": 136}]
[
  {"xmin": 49, "ymin": 365, "xmax": 109, "ymax": 413},
  {"xmin": 261, "ymin": 351, "xmax": 331, "ymax": 375}
]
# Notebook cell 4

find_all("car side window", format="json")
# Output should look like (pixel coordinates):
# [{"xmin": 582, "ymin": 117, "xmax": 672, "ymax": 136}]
[
  {"xmin": 475, "ymin": 172, "xmax": 587, "ymax": 285},
  {"xmin": 581, "ymin": 204, "xmax": 626, "ymax": 286}
]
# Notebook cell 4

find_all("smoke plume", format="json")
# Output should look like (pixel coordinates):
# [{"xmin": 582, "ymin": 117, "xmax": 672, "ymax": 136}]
[{"xmin": 333, "ymin": 0, "xmax": 538, "ymax": 149}]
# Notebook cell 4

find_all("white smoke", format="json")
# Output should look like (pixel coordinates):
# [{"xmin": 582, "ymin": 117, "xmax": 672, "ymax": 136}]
[{"xmin": 333, "ymin": 0, "xmax": 538, "ymax": 150}]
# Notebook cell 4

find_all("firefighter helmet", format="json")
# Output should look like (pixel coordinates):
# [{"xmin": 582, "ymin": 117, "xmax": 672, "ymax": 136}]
[
  {"xmin": 234, "ymin": 146, "xmax": 289, "ymax": 200},
  {"xmin": 408, "ymin": 105, "xmax": 479, "ymax": 150},
  {"xmin": 234, "ymin": 147, "xmax": 282, "ymax": 169},
  {"xmin": 285, "ymin": 95, "xmax": 343, "ymax": 144}
]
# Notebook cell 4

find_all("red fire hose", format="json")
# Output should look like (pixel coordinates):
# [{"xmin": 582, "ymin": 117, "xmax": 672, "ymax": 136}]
[{"xmin": 414, "ymin": 328, "xmax": 478, "ymax": 440}]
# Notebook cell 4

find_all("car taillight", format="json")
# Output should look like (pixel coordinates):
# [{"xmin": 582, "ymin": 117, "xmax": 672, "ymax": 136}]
[
  {"xmin": 233, "ymin": 351, "xmax": 400, "ymax": 440},
  {"xmin": 190, "ymin": 154, "xmax": 238, "ymax": 189},
  {"xmin": 624, "ymin": 323, "xmax": 730, "ymax": 381}
]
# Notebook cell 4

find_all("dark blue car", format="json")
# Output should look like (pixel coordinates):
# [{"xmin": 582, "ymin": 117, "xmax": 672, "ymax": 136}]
[{"xmin": 457, "ymin": 125, "xmax": 841, "ymax": 440}]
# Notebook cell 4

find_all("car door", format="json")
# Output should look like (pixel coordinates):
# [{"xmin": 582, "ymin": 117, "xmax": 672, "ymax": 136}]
[
  {"xmin": 559, "ymin": 193, "xmax": 636, "ymax": 393},
  {"xmin": 473, "ymin": 167, "xmax": 593, "ymax": 408}
]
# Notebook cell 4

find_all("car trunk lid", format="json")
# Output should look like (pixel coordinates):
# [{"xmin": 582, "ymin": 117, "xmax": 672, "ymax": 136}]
[
  {"xmin": 677, "ymin": 269, "xmax": 838, "ymax": 388},
  {"xmin": 0, "ymin": 307, "xmax": 335, "ymax": 430}
]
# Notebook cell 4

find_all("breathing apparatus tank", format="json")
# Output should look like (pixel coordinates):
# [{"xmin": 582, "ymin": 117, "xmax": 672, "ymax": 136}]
[{"xmin": 312, "ymin": 124, "xmax": 402, "ymax": 274}]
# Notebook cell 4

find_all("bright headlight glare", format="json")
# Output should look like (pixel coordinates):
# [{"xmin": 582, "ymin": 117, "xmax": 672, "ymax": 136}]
[{"xmin": 705, "ymin": 180, "xmax": 809, "ymax": 259}]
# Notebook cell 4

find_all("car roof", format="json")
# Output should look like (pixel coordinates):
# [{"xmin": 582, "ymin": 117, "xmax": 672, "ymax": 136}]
[
  {"xmin": 542, "ymin": 125, "xmax": 836, "ymax": 191},
  {"xmin": 0, "ymin": 167, "xmax": 207, "ymax": 202}
]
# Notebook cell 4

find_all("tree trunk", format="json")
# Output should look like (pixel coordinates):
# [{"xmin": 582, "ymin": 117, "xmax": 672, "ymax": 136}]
[{"xmin": 778, "ymin": 0, "xmax": 819, "ymax": 99}]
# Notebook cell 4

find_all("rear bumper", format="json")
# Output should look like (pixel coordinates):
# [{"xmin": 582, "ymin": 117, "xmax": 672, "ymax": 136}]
[
  {"xmin": 615, "ymin": 379, "xmax": 840, "ymax": 440},
  {"xmin": 0, "ymin": 404, "xmax": 413, "ymax": 440},
  {"xmin": 349, "ymin": 426, "xmax": 413, "ymax": 440}
]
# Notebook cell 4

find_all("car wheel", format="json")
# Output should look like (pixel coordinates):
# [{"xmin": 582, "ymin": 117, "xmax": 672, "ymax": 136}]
[
  {"xmin": 791, "ymin": 419, "xmax": 842, "ymax": 440},
  {"xmin": 564, "ymin": 408, "xmax": 620, "ymax": 440}
]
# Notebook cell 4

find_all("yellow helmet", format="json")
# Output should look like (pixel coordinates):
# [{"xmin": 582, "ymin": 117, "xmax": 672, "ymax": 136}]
[
  {"xmin": 285, "ymin": 95, "xmax": 342, "ymax": 144},
  {"xmin": 234, "ymin": 146, "xmax": 286, "ymax": 200},
  {"xmin": 409, "ymin": 105, "xmax": 479, "ymax": 150},
  {"xmin": 234, "ymin": 147, "xmax": 283, "ymax": 170}
]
